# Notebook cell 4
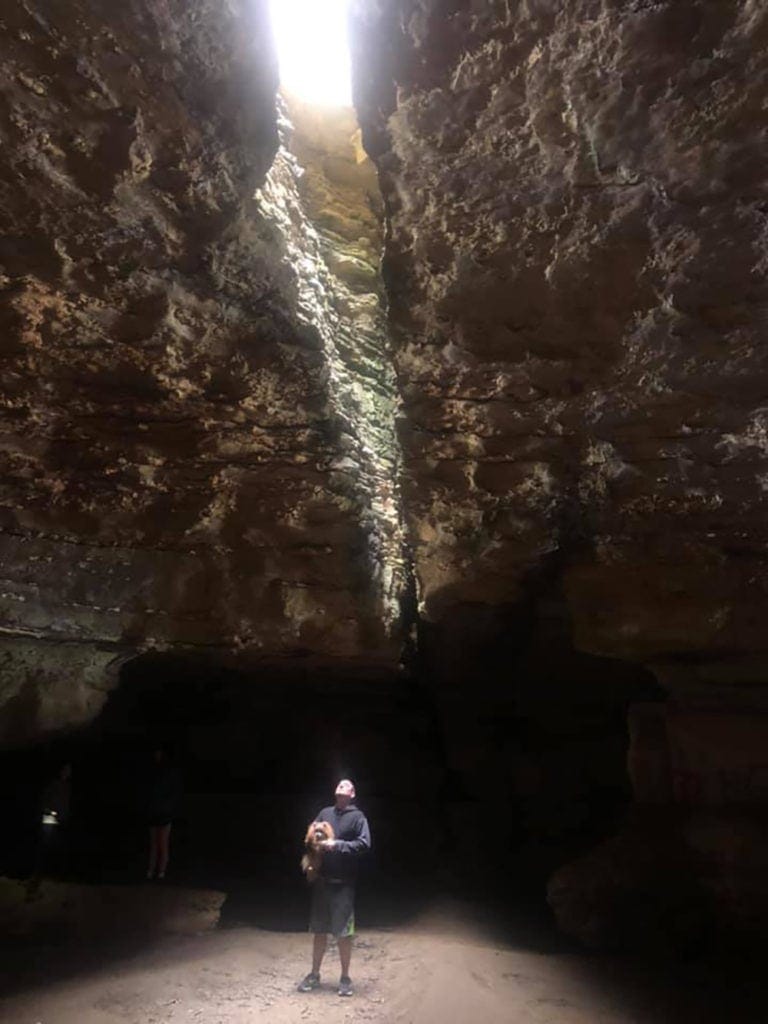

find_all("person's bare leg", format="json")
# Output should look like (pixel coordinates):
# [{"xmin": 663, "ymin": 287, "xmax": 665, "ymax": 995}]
[
  {"xmin": 298, "ymin": 934, "xmax": 327, "ymax": 991},
  {"xmin": 157, "ymin": 824, "xmax": 171, "ymax": 878},
  {"xmin": 147, "ymin": 827, "xmax": 158, "ymax": 879},
  {"xmin": 338, "ymin": 936, "xmax": 352, "ymax": 978},
  {"xmin": 311, "ymin": 933, "xmax": 327, "ymax": 975}
]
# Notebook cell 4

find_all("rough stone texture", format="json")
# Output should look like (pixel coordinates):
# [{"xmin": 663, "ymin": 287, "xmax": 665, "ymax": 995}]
[
  {"xmin": 0, "ymin": 639, "xmax": 120, "ymax": 748},
  {"xmin": 263, "ymin": 97, "xmax": 405, "ymax": 643},
  {"xmin": 349, "ymin": 0, "xmax": 768, "ymax": 941},
  {"xmin": 0, "ymin": 2, "xmax": 404, "ymax": 740},
  {"xmin": 350, "ymin": 0, "xmax": 768, "ymax": 678},
  {"xmin": 1, "ymin": 0, "xmax": 767, "ymax": 943}
]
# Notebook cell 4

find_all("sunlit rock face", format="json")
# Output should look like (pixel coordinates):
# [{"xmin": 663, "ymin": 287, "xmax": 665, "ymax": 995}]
[
  {"xmin": 0, "ymin": 1, "xmax": 403, "ymax": 743},
  {"xmin": 350, "ymin": 0, "xmax": 768, "ymax": 678},
  {"xmin": 259, "ymin": 98, "xmax": 406, "ymax": 646}
]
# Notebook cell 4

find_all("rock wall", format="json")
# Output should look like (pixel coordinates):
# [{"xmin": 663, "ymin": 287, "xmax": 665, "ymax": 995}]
[
  {"xmin": 350, "ymin": 0, "xmax": 768, "ymax": 678},
  {"xmin": 349, "ymin": 0, "xmax": 768, "ymax": 939},
  {"xmin": 2, "ymin": 0, "xmax": 767, "ymax": 936},
  {"xmin": 264, "ymin": 97, "xmax": 406, "ymax": 643},
  {"xmin": 0, "ymin": 1, "xmax": 404, "ymax": 744},
  {"xmin": 549, "ymin": 697, "xmax": 768, "ymax": 948}
]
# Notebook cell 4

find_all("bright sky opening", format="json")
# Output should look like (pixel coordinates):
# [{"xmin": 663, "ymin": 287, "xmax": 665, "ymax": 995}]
[{"xmin": 269, "ymin": 0, "xmax": 352, "ymax": 107}]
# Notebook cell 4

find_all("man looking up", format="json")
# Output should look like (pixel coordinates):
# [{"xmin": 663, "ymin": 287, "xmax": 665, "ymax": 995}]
[{"xmin": 297, "ymin": 779, "xmax": 371, "ymax": 997}]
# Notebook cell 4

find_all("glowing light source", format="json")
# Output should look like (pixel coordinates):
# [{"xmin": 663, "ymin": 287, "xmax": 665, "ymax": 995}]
[{"xmin": 269, "ymin": 0, "xmax": 352, "ymax": 107}]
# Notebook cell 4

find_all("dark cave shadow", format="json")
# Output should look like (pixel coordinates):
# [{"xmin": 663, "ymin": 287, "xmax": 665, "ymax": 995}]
[
  {"xmin": 4, "ymin": 646, "xmax": 765, "ymax": 1018},
  {"xmin": 570, "ymin": 944, "xmax": 768, "ymax": 1024}
]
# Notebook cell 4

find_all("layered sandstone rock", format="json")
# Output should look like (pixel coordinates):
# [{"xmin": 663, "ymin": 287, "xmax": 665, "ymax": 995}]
[
  {"xmin": 0, "ymin": 1, "xmax": 404, "ymax": 742},
  {"xmin": 267, "ymin": 97, "xmax": 405, "ymax": 645},
  {"xmin": 349, "ymin": 0, "xmax": 768, "ymax": 941},
  {"xmin": 1, "ymin": 0, "xmax": 767, "ymax": 942},
  {"xmin": 350, "ymin": 0, "xmax": 768, "ymax": 678}
]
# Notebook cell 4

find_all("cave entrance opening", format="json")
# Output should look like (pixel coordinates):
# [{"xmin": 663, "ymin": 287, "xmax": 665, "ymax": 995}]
[
  {"xmin": 50, "ymin": 653, "xmax": 443, "ymax": 930},
  {"xmin": 269, "ymin": 0, "xmax": 352, "ymax": 107}
]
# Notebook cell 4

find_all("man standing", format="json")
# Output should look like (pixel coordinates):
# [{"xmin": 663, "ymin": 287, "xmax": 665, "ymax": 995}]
[{"xmin": 297, "ymin": 779, "xmax": 371, "ymax": 997}]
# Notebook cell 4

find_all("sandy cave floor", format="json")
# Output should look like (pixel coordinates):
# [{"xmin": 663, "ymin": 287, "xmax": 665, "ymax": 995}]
[{"xmin": 2, "ymin": 900, "xmax": 767, "ymax": 1024}]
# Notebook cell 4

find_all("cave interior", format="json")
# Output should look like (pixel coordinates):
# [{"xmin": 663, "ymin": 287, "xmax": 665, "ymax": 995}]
[{"xmin": 1, "ymin": 0, "xmax": 768, "ymax": 1019}]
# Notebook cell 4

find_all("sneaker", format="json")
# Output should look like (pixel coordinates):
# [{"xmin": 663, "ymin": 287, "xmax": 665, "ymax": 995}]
[
  {"xmin": 298, "ymin": 972, "xmax": 320, "ymax": 992},
  {"xmin": 338, "ymin": 976, "xmax": 353, "ymax": 997}
]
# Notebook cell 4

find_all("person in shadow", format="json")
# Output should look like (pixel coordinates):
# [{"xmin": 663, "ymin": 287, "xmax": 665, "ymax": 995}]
[
  {"xmin": 30, "ymin": 761, "xmax": 73, "ymax": 888},
  {"xmin": 146, "ymin": 747, "xmax": 181, "ymax": 880}
]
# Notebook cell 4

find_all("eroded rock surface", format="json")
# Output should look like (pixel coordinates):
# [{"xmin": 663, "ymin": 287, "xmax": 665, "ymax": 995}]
[
  {"xmin": 260, "ymin": 98, "xmax": 405, "ymax": 649},
  {"xmin": 350, "ymin": 0, "xmax": 768, "ymax": 677},
  {"xmin": 349, "ymin": 0, "xmax": 768, "ymax": 942},
  {"xmin": 0, "ymin": 1, "xmax": 404, "ymax": 740}
]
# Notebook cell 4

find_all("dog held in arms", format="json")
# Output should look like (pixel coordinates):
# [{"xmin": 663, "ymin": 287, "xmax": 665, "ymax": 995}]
[{"xmin": 301, "ymin": 820, "xmax": 335, "ymax": 883}]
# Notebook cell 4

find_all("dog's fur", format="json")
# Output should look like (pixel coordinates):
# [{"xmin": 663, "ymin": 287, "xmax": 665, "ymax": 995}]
[{"xmin": 301, "ymin": 820, "xmax": 335, "ymax": 883}]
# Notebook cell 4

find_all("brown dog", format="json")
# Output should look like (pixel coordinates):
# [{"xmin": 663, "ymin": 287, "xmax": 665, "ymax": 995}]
[{"xmin": 301, "ymin": 820, "xmax": 335, "ymax": 883}]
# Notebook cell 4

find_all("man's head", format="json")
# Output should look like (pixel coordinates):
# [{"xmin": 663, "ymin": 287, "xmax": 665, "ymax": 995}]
[{"xmin": 334, "ymin": 778, "xmax": 355, "ymax": 809}]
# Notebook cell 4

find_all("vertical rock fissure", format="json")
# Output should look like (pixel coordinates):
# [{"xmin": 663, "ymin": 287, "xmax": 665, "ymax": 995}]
[{"xmin": 255, "ymin": 98, "xmax": 408, "ymax": 638}]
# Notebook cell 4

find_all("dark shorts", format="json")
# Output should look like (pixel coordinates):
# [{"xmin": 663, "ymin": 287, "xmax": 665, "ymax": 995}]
[{"xmin": 309, "ymin": 879, "xmax": 355, "ymax": 938}]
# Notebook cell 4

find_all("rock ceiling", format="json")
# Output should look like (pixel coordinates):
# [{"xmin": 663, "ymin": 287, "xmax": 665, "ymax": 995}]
[{"xmin": 0, "ymin": 0, "xmax": 767, "ymax": 740}]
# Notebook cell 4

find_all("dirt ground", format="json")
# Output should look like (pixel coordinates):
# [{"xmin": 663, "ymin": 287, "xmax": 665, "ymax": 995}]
[{"xmin": 1, "ymin": 899, "xmax": 766, "ymax": 1024}]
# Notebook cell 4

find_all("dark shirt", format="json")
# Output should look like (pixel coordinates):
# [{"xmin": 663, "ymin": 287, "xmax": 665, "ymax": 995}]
[
  {"xmin": 314, "ymin": 803, "xmax": 371, "ymax": 883},
  {"xmin": 147, "ymin": 762, "xmax": 182, "ymax": 821}
]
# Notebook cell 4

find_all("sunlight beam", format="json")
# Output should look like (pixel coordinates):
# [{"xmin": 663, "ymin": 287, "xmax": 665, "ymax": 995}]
[{"xmin": 269, "ymin": 0, "xmax": 352, "ymax": 107}]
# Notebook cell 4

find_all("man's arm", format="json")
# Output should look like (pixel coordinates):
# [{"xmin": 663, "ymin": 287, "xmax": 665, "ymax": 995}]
[{"xmin": 327, "ymin": 815, "xmax": 371, "ymax": 856}]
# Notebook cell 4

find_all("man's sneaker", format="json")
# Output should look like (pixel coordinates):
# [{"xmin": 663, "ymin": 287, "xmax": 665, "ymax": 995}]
[
  {"xmin": 338, "ymin": 976, "xmax": 353, "ymax": 997},
  {"xmin": 297, "ymin": 972, "xmax": 320, "ymax": 992}
]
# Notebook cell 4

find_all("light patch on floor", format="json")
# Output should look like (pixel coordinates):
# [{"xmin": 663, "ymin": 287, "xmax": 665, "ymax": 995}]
[{"xmin": 0, "ymin": 902, "xmax": 716, "ymax": 1024}]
